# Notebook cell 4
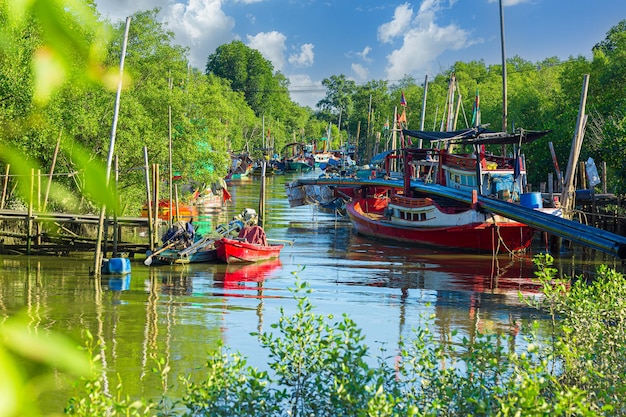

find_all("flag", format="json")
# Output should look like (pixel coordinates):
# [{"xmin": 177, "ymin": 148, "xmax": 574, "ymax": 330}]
[
  {"xmin": 222, "ymin": 187, "xmax": 232, "ymax": 202},
  {"xmin": 397, "ymin": 108, "xmax": 407, "ymax": 123},
  {"xmin": 400, "ymin": 91, "xmax": 407, "ymax": 107},
  {"xmin": 471, "ymin": 89, "xmax": 481, "ymax": 127},
  {"xmin": 383, "ymin": 118, "xmax": 389, "ymax": 131}
]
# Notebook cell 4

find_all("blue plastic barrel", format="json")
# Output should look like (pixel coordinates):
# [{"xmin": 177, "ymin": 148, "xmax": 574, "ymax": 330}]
[
  {"xmin": 101, "ymin": 257, "xmax": 131, "ymax": 275},
  {"xmin": 520, "ymin": 192, "xmax": 542, "ymax": 209}
]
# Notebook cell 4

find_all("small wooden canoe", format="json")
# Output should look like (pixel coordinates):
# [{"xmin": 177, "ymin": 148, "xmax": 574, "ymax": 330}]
[{"xmin": 215, "ymin": 225, "xmax": 283, "ymax": 263}]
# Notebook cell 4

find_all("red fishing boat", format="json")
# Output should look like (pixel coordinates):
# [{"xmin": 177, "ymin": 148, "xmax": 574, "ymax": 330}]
[
  {"xmin": 345, "ymin": 129, "xmax": 561, "ymax": 253},
  {"xmin": 215, "ymin": 225, "xmax": 283, "ymax": 263}
]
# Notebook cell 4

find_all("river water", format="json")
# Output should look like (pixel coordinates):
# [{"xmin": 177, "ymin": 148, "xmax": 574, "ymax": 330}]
[{"xmin": 1, "ymin": 171, "xmax": 623, "ymax": 413}]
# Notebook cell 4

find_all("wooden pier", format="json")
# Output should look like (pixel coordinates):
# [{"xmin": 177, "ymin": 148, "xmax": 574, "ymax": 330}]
[{"xmin": 0, "ymin": 208, "xmax": 158, "ymax": 257}]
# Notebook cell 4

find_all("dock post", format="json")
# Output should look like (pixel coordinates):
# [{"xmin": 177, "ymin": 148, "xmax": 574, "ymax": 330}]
[
  {"xmin": 143, "ymin": 147, "xmax": 154, "ymax": 250},
  {"xmin": 1, "ymin": 164, "xmax": 9, "ymax": 210},
  {"xmin": 27, "ymin": 168, "xmax": 34, "ymax": 255},
  {"xmin": 561, "ymin": 74, "xmax": 590, "ymax": 219}
]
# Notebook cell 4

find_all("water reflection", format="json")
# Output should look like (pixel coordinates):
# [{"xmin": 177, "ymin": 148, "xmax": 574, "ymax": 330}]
[{"xmin": 2, "ymin": 172, "xmax": 625, "ymax": 412}]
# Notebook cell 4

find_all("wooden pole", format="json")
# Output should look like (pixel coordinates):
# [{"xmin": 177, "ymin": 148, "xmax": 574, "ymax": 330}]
[
  {"xmin": 1, "ymin": 164, "xmax": 9, "ymax": 210},
  {"xmin": 153, "ymin": 164, "xmax": 160, "ymax": 245},
  {"xmin": 43, "ymin": 130, "xmax": 62, "ymax": 212},
  {"xmin": 27, "ymin": 169, "xmax": 34, "ymax": 255},
  {"xmin": 174, "ymin": 183, "xmax": 180, "ymax": 223},
  {"xmin": 259, "ymin": 161, "xmax": 266, "ymax": 228},
  {"xmin": 37, "ymin": 169, "xmax": 41, "ymax": 245},
  {"xmin": 143, "ymin": 147, "xmax": 154, "ymax": 250},
  {"xmin": 602, "ymin": 161, "xmax": 607, "ymax": 194},
  {"xmin": 561, "ymin": 74, "xmax": 590, "ymax": 220},
  {"xmin": 94, "ymin": 16, "xmax": 131, "ymax": 276},
  {"xmin": 499, "ymin": 0, "xmax": 508, "ymax": 158},
  {"xmin": 419, "ymin": 74, "xmax": 428, "ymax": 148},
  {"xmin": 168, "ymin": 77, "xmax": 173, "ymax": 227},
  {"xmin": 113, "ymin": 155, "xmax": 119, "ymax": 257}
]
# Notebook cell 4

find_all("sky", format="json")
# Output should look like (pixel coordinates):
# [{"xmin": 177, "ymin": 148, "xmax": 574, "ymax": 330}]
[{"xmin": 93, "ymin": 0, "xmax": 626, "ymax": 108}]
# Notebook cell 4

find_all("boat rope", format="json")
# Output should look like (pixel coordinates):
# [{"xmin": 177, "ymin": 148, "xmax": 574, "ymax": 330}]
[{"xmin": 488, "ymin": 212, "xmax": 527, "ymax": 259}]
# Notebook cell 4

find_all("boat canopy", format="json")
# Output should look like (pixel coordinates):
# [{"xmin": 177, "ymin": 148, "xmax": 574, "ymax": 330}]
[
  {"xmin": 402, "ymin": 127, "xmax": 550, "ymax": 146},
  {"xmin": 370, "ymin": 150, "xmax": 396, "ymax": 165}
]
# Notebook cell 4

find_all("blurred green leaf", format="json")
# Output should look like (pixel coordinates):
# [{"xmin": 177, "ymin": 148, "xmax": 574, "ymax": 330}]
[{"xmin": 0, "ymin": 317, "xmax": 93, "ymax": 379}]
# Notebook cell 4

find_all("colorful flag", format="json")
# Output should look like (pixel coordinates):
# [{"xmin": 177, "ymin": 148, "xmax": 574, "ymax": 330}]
[
  {"xmin": 400, "ymin": 91, "xmax": 407, "ymax": 107},
  {"xmin": 397, "ymin": 108, "xmax": 407, "ymax": 123},
  {"xmin": 222, "ymin": 187, "xmax": 232, "ymax": 202},
  {"xmin": 471, "ymin": 89, "xmax": 480, "ymax": 127},
  {"xmin": 383, "ymin": 118, "xmax": 389, "ymax": 131}
]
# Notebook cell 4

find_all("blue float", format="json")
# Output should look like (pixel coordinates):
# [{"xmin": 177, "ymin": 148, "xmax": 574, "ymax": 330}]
[
  {"xmin": 520, "ymin": 192, "xmax": 543, "ymax": 209},
  {"xmin": 101, "ymin": 257, "xmax": 132, "ymax": 275}
]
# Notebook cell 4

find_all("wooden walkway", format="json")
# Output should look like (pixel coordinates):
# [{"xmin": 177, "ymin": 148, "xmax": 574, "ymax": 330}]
[{"xmin": 0, "ymin": 208, "xmax": 157, "ymax": 257}]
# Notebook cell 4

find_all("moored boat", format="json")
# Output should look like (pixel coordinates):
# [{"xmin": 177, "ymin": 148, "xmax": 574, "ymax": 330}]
[
  {"xmin": 344, "ymin": 129, "xmax": 561, "ymax": 253},
  {"xmin": 150, "ymin": 209, "xmax": 257, "ymax": 265},
  {"xmin": 215, "ymin": 225, "xmax": 283, "ymax": 263}
]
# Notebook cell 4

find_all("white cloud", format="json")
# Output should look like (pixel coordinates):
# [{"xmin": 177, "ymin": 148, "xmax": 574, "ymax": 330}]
[
  {"xmin": 351, "ymin": 63, "xmax": 368, "ymax": 81},
  {"xmin": 288, "ymin": 43, "xmax": 315, "ymax": 68},
  {"xmin": 94, "ymin": 0, "xmax": 237, "ymax": 70},
  {"xmin": 247, "ymin": 31, "xmax": 287, "ymax": 70},
  {"xmin": 378, "ymin": 3, "xmax": 414, "ymax": 43},
  {"xmin": 380, "ymin": 1, "xmax": 473, "ymax": 80},
  {"xmin": 286, "ymin": 74, "xmax": 324, "ymax": 108},
  {"xmin": 165, "ymin": 0, "xmax": 236, "ymax": 68},
  {"xmin": 356, "ymin": 46, "xmax": 373, "ymax": 62}
]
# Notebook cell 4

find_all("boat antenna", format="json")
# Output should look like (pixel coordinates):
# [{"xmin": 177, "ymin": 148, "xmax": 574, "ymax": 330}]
[{"xmin": 499, "ymin": 0, "xmax": 508, "ymax": 155}]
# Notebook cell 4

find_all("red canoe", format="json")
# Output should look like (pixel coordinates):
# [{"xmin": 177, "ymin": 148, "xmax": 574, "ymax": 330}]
[{"xmin": 215, "ymin": 225, "xmax": 283, "ymax": 263}]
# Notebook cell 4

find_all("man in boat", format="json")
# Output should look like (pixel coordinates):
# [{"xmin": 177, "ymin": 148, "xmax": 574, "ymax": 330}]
[{"xmin": 185, "ymin": 218, "xmax": 195, "ymax": 245}]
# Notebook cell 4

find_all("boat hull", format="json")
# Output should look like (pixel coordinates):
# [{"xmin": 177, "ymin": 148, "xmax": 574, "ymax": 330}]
[
  {"xmin": 155, "ymin": 247, "xmax": 218, "ymax": 264},
  {"xmin": 216, "ymin": 238, "xmax": 284, "ymax": 263},
  {"xmin": 347, "ymin": 197, "xmax": 534, "ymax": 253}
]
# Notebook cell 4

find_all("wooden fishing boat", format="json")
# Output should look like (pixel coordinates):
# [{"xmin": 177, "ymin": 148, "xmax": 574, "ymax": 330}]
[
  {"xmin": 215, "ymin": 225, "xmax": 283, "ymax": 263},
  {"xmin": 347, "ymin": 195, "xmax": 535, "ymax": 252},
  {"xmin": 344, "ymin": 129, "xmax": 561, "ymax": 253},
  {"xmin": 148, "ymin": 208, "xmax": 258, "ymax": 265},
  {"xmin": 140, "ymin": 199, "xmax": 197, "ymax": 221},
  {"xmin": 154, "ymin": 240, "xmax": 219, "ymax": 265}
]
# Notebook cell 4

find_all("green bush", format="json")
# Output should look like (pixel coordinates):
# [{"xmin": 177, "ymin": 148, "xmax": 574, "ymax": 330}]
[{"xmin": 8, "ymin": 257, "xmax": 626, "ymax": 416}]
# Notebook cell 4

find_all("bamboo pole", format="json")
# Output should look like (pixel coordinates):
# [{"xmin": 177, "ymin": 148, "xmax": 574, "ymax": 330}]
[
  {"xmin": 168, "ymin": 77, "xmax": 173, "ymax": 227},
  {"xmin": 1, "ymin": 164, "xmax": 9, "ymax": 210},
  {"xmin": 153, "ymin": 164, "xmax": 160, "ymax": 245},
  {"xmin": 27, "ymin": 169, "xmax": 34, "ymax": 255},
  {"xmin": 94, "ymin": 16, "xmax": 131, "ymax": 276},
  {"xmin": 143, "ymin": 147, "xmax": 154, "ymax": 250},
  {"xmin": 561, "ymin": 74, "xmax": 590, "ymax": 219},
  {"xmin": 174, "ymin": 184, "xmax": 180, "ymax": 223},
  {"xmin": 113, "ymin": 155, "xmax": 119, "ymax": 257},
  {"xmin": 36, "ymin": 169, "xmax": 41, "ymax": 245},
  {"xmin": 418, "ymin": 74, "xmax": 428, "ymax": 148},
  {"xmin": 43, "ymin": 130, "xmax": 61, "ymax": 212},
  {"xmin": 259, "ymin": 161, "xmax": 266, "ymax": 228}
]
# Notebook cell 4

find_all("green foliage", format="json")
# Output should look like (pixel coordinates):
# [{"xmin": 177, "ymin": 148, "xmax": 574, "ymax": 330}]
[
  {"xmin": 7, "ymin": 260, "xmax": 626, "ymax": 416},
  {"xmin": 176, "ymin": 278, "xmax": 600, "ymax": 417},
  {"xmin": 555, "ymin": 264, "xmax": 626, "ymax": 414},
  {"xmin": 0, "ymin": 316, "xmax": 92, "ymax": 417}
]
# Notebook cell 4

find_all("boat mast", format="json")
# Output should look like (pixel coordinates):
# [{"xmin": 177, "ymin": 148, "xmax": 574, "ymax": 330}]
[
  {"xmin": 499, "ymin": 0, "xmax": 508, "ymax": 155},
  {"xmin": 418, "ymin": 74, "xmax": 428, "ymax": 148}
]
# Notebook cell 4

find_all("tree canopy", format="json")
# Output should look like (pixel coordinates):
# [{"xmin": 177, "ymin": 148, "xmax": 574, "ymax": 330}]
[{"xmin": 3, "ymin": 0, "xmax": 626, "ymax": 215}]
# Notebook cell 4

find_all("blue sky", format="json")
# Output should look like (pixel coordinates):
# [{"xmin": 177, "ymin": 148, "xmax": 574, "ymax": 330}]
[{"xmin": 94, "ymin": 0, "xmax": 626, "ymax": 108}]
